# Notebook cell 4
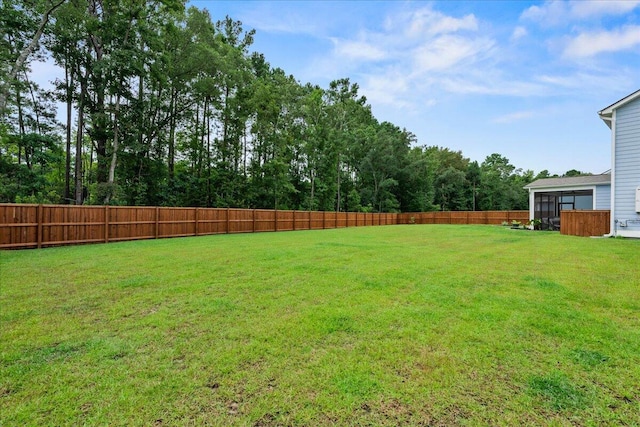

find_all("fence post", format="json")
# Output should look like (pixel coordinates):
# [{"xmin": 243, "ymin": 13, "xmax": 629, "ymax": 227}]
[
  {"xmin": 323, "ymin": 211, "xmax": 326, "ymax": 229},
  {"xmin": 275, "ymin": 209, "xmax": 278, "ymax": 232},
  {"xmin": 346, "ymin": 211, "xmax": 349, "ymax": 227},
  {"xmin": 309, "ymin": 210, "xmax": 312, "ymax": 230},
  {"xmin": 195, "ymin": 207, "xmax": 199, "ymax": 236},
  {"xmin": 104, "ymin": 206, "xmax": 110, "ymax": 243},
  {"xmin": 154, "ymin": 207, "xmax": 159, "ymax": 239},
  {"xmin": 253, "ymin": 209, "xmax": 256, "ymax": 233},
  {"xmin": 293, "ymin": 210, "xmax": 296, "ymax": 231},
  {"xmin": 37, "ymin": 204, "xmax": 43, "ymax": 249},
  {"xmin": 226, "ymin": 207, "xmax": 230, "ymax": 234}
]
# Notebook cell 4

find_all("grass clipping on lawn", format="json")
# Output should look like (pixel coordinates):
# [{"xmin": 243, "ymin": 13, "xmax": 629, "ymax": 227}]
[{"xmin": 1, "ymin": 225, "xmax": 639, "ymax": 425}]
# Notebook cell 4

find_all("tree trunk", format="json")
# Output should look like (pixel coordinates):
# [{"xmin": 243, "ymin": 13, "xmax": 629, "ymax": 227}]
[
  {"xmin": 168, "ymin": 88, "xmax": 176, "ymax": 181},
  {"xmin": 336, "ymin": 158, "xmax": 341, "ymax": 212},
  {"xmin": 242, "ymin": 130, "xmax": 247, "ymax": 177},
  {"xmin": 74, "ymin": 79, "xmax": 85, "ymax": 205},
  {"xmin": 205, "ymin": 97, "xmax": 212, "ymax": 207},
  {"xmin": 222, "ymin": 85, "xmax": 229, "ymax": 164},
  {"xmin": 64, "ymin": 59, "xmax": 73, "ymax": 203},
  {"xmin": 16, "ymin": 86, "xmax": 26, "ymax": 167},
  {"xmin": 310, "ymin": 169, "xmax": 315, "ymax": 211},
  {"xmin": 472, "ymin": 183, "xmax": 476, "ymax": 211},
  {"xmin": 0, "ymin": 0, "xmax": 66, "ymax": 113},
  {"xmin": 94, "ymin": 89, "xmax": 108, "ymax": 186},
  {"xmin": 104, "ymin": 93, "xmax": 122, "ymax": 204}
]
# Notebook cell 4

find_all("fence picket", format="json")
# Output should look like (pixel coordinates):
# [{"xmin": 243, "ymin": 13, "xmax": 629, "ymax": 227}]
[{"xmin": 1, "ymin": 204, "xmax": 531, "ymax": 249}]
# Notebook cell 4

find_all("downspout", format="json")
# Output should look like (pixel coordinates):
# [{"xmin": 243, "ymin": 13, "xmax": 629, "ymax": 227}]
[
  {"xmin": 602, "ymin": 110, "xmax": 616, "ymax": 237},
  {"xmin": 528, "ymin": 188, "xmax": 535, "ymax": 229},
  {"xmin": 610, "ymin": 109, "xmax": 617, "ymax": 237}
]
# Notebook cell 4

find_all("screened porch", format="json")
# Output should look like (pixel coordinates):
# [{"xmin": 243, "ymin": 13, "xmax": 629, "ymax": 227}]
[{"xmin": 533, "ymin": 190, "xmax": 594, "ymax": 230}]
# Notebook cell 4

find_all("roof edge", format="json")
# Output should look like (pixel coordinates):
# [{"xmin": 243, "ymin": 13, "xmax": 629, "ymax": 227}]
[
  {"xmin": 523, "ymin": 174, "xmax": 611, "ymax": 190},
  {"xmin": 598, "ymin": 88, "xmax": 640, "ymax": 118},
  {"xmin": 523, "ymin": 182, "xmax": 609, "ymax": 190}
]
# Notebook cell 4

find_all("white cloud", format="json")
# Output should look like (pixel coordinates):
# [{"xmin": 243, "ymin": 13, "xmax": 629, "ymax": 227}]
[
  {"xmin": 492, "ymin": 111, "xmax": 534, "ymax": 124},
  {"xmin": 308, "ymin": 6, "xmax": 493, "ymax": 84},
  {"xmin": 412, "ymin": 35, "xmax": 494, "ymax": 73},
  {"xmin": 439, "ymin": 77, "xmax": 546, "ymax": 97},
  {"xmin": 304, "ymin": 1, "xmax": 636, "ymax": 117},
  {"xmin": 570, "ymin": 0, "xmax": 640, "ymax": 19},
  {"xmin": 236, "ymin": 3, "xmax": 332, "ymax": 37},
  {"xmin": 331, "ymin": 6, "xmax": 492, "ymax": 76},
  {"xmin": 331, "ymin": 38, "xmax": 387, "ymax": 61},
  {"xmin": 536, "ymin": 71, "xmax": 635, "ymax": 94},
  {"xmin": 511, "ymin": 26, "xmax": 528, "ymax": 41},
  {"xmin": 402, "ymin": 8, "xmax": 478, "ymax": 37},
  {"xmin": 521, "ymin": 0, "xmax": 640, "ymax": 24},
  {"xmin": 521, "ymin": 1, "xmax": 569, "ymax": 25},
  {"xmin": 360, "ymin": 71, "xmax": 415, "ymax": 109},
  {"xmin": 563, "ymin": 26, "xmax": 640, "ymax": 58},
  {"xmin": 305, "ymin": 4, "xmax": 559, "ymax": 103}
]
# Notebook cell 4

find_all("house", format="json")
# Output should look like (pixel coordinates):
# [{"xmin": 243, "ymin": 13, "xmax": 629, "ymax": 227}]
[
  {"xmin": 598, "ymin": 89, "xmax": 640, "ymax": 238},
  {"xmin": 524, "ymin": 88, "xmax": 640, "ymax": 236},
  {"xmin": 524, "ymin": 173, "xmax": 611, "ymax": 230}
]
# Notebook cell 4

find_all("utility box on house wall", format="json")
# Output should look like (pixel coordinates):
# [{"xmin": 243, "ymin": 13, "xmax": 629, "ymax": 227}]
[{"xmin": 636, "ymin": 187, "xmax": 640, "ymax": 213}]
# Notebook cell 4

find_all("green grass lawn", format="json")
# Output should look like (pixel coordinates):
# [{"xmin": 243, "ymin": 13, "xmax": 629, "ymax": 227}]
[{"xmin": 1, "ymin": 225, "xmax": 639, "ymax": 426}]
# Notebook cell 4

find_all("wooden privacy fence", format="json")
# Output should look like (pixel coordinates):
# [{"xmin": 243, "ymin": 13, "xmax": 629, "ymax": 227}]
[
  {"xmin": 0, "ymin": 204, "xmax": 398, "ymax": 249},
  {"xmin": 560, "ymin": 210, "xmax": 610, "ymax": 237},
  {"xmin": 397, "ymin": 210, "xmax": 528, "ymax": 225},
  {"xmin": 0, "ymin": 204, "xmax": 529, "ymax": 249}
]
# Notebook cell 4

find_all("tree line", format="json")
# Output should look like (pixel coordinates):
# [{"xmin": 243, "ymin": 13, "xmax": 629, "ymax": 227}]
[{"xmin": 2, "ymin": 0, "xmax": 565, "ymax": 212}]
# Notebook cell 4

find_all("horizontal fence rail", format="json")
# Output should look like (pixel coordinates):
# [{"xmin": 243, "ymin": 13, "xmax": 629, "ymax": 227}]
[
  {"xmin": 397, "ymin": 210, "xmax": 529, "ymax": 225},
  {"xmin": 0, "ymin": 204, "xmax": 528, "ymax": 249},
  {"xmin": 0, "ymin": 204, "xmax": 398, "ymax": 249},
  {"xmin": 560, "ymin": 210, "xmax": 610, "ymax": 237}
]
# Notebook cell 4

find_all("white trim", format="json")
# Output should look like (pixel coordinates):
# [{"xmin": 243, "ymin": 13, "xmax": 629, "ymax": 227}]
[
  {"xmin": 598, "ymin": 89, "xmax": 640, "ymax": 118},
  {"xmin": 616, "ymin": 230, "xmax": 640, "ymax": 238},
  {"xmin": 524, "ymin": 179, "xmax": 610, "ymax": 190},
  {"xmin": 610, "ymin": 110, "xmax": 617, "ymax": 235},
  {"xmin": 529, "ymin": 189, "xmax": 535, "ymax": 221},
  {"xmin": 529, "ymin": 184, "xmax": 598, "ymax": 194}
]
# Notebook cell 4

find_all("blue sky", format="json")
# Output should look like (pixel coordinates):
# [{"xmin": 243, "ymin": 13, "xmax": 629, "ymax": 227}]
[{"xmin": 191, "ymin": 0, "xmax": 640, "ymax": 175}]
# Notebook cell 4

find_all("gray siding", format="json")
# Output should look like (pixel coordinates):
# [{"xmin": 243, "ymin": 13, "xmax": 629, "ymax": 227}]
[
  {"xmin": 614, "ymin": 96, "xmax": 640, "ymax": 232},
  {"xmin": 595, "ymin": 184, "xmax": 611, "ymax": 210}
]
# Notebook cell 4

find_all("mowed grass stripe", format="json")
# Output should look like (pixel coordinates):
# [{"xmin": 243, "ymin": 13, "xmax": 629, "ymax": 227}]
[{"xmin": 1, "ymin": 225, "xmax": 639, "ymax": 425}]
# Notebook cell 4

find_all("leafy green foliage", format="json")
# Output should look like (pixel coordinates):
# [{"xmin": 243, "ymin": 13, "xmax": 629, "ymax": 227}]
[
  {"xmin": 0, "ymin": 133, "xmax": 64, "ymax": 202},
  {"xmin": 2, "ymin": 1, "xmax": 538, "ymax": 210}
]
